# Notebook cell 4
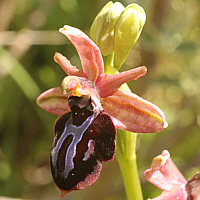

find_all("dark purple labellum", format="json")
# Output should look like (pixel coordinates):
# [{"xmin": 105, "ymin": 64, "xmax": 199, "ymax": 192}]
[
  {"xmin": 186, "ymin": 172, "xmax": 200, "ymax": 200},
  {"xmin": 50, "ymin": 95, "xmax": 116, "ymax": 194}
]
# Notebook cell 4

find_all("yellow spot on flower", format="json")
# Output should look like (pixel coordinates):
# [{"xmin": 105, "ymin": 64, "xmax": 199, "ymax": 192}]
[
  {"xmin": 61, "ymin": 76, "xmax": 82, "ymax": 97},
  {"xmin": 72, "ymin": 81, "xmax": 82, "ymax": 97}
]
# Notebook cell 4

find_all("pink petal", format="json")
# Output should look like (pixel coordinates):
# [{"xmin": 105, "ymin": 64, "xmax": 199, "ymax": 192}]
[
  {"xmin": 101, "ymin": 89, "xmax": 167, "ymax": 133},
  {"xmin": 54, "ymin": 52, "xmax": 86, "ymax": 77},
  {"xmin": 59, "ymin": 25, "xmax": 104, "ymax": 83},
  {"xmin": 144, "ymin": 150, "xmax": 187, "ymax": 191},
  {"xmin": 96, "ymin": 66, "xmax": 147, "ymax": 98},
  {"xmin": 37, "ymin": 87, "xmax": 70, "ymax": 116},
  {"xmin": 150, "ymin": 186, "xmax": 188, "ymax": 200}
]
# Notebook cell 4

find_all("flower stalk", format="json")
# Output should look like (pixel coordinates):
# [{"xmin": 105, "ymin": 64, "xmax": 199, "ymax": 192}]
[
  {"xmin": 116, "ymin": 130, "xmax": 143, "ymax": 200},
  {"xmin": 103, "ymin": 51, "xmax": 143, "ymax": 200}
]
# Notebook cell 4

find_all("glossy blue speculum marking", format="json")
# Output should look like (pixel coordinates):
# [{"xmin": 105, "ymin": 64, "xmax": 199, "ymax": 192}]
[
  {"xmin": 51, "ymin": 112, "xmax": 95, "ymax": 178},
  {"xmin": 50, "ymin": 95, "xmax": 116, "ymax": 192}
]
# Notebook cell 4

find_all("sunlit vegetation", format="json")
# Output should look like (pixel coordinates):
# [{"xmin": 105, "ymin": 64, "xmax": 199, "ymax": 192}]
[{"xmin": 0, "ymin": 0, "xmax": 199, "ymax": 199}]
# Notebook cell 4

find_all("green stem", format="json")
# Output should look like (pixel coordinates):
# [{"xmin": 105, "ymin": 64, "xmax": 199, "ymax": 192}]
[
  {"xmin": 104, "ymin": 55, "xmax": 143, "ymax": 200},
  {"xmin": 115, "ymin": 130, "xmax": 143, "ymax": 200},
  {"xmin": 103, "ymin": 53, "xmax": 114, "ymax": 74}
]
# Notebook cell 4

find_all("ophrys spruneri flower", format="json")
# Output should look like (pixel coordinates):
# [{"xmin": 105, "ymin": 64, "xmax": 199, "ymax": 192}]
[{"xmin": 37, "ymin": 25, "xmax": 167, "ymax": 197}]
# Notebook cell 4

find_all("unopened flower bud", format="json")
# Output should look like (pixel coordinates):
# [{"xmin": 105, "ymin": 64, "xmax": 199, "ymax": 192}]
[
  {"xmin": 114, "ymin": 4, "xmax": 146, "ymax": 70},
  {"xmin": 90, "ymin": 1, "xmax": 124, "ymax": 56}
]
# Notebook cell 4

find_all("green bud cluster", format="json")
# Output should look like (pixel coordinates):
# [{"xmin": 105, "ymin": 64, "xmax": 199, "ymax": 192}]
[{"xmin": 90, "ymin": 1, "xmax": 146, "ymax": 70}]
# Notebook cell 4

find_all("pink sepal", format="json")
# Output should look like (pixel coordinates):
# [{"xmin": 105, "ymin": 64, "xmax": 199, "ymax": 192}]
[
  {"xmin": 36, "ymin": 87, "xmax": 70, "ymax": 116},
  {"xmin": 101, "ymin": 89, "xmax": 166, "ymax": 133},
  {"xmin": 59, "ymin": 25, "xmax": 104, "ymax": 83}
]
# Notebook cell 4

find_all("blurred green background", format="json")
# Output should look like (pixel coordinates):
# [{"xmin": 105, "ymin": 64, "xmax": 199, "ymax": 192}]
[{"xmin": 0, "ymin": 0, "xmax": 199, "ymax": 199}]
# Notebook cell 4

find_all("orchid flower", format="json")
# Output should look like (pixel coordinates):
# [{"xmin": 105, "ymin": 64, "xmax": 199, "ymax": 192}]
[
  {"xmin": 144, "ymin": 150, "xmax": 200, "ymax": 200},
  {"xmin": 36, "ymin": 25, "xmax": 167, "ymax": 197},
  {"xmin": 37, "ymin": 25, "xmax": 166, "ymax": 133}
]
